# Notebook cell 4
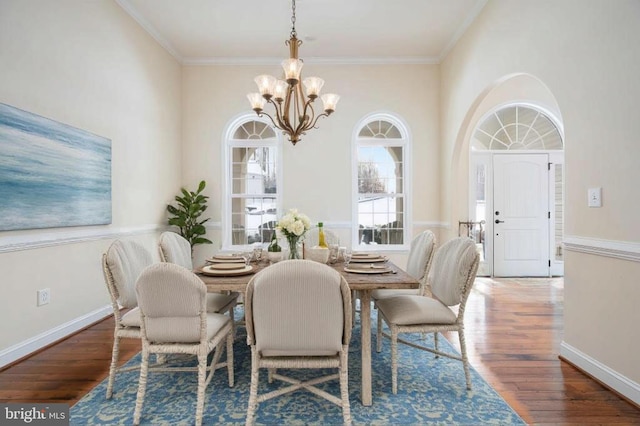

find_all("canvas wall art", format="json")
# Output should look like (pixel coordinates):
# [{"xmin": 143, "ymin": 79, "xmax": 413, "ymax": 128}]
[{"xmin": 0, "ymin": 103, "xmax": 111, "ymax": 231}]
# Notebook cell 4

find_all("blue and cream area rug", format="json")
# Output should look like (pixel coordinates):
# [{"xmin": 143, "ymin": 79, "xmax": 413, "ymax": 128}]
[{"xmin": 71, "ymin": 310, "xmax": 525, "ymax": 425}]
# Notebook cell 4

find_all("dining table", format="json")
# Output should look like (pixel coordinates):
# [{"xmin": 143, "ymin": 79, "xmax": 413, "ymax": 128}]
[{"xmin": 196, "ymin": 257, "xmax": 419, "ymax": 407}]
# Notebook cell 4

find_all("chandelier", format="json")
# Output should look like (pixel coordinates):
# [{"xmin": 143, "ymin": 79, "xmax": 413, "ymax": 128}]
[{"xmin": 247, "ymin": 0, "xmax": 339, "ymax": 146}]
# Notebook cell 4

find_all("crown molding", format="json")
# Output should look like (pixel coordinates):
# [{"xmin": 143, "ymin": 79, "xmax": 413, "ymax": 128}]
[
  {"xmin": 115, "ymin": 0, "xmax": 184, "ymax": 63},
  {"xmin": 183, "ymin": 56, "xmax": 439, "ymax": 66}
]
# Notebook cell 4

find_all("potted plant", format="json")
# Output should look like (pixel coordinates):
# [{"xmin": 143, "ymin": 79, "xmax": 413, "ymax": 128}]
[{"xmin": 166, "ymin": 180, "xmax": 212, "ymax": 249}]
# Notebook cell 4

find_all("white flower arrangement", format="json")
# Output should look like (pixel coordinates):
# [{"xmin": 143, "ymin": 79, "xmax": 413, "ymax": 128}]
[
  {"xmin": 277, "ymin": 209, "xmax": 311, "ymax": 259},
  {"xmin": 278, "ymin": 208, "xmax": 311, "ymax": 237}
]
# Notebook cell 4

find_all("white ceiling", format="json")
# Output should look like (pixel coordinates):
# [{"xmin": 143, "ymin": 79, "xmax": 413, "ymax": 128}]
[{"xmin": 116, "ymin": 0, "xmax": 487, "ymax": 65}]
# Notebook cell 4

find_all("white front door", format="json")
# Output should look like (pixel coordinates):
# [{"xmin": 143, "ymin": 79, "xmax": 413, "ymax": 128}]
[{"xmin": 493, "ymin": 154, "xmax": 550, "ymax": 277}]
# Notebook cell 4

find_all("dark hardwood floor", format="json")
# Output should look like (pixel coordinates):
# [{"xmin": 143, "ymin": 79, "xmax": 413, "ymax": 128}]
[{"xmin": 1, "ymin": 277, "xmax": 639, "ymax": 424}]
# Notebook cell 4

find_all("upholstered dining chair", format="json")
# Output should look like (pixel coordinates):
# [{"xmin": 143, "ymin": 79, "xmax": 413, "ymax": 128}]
[
  {"xmin": 372, "ymin": 230, "xmax": 436, "ymax": 344},
  {"xmin": 376, "ymin": 237, "xmax": 480, "ymax": 394},
  {"xmin": 245, "ymin": 260, "xmax": 352, "ymax": 426},
  {"xmin": 158, "ymin": 231, "xmax": 238, "ymax": 329},
  {"xmin": 102, "ymin": 239, "xmax": 154, "ymax": 399},
  {"xmin": 133, "ymin": 262, "xmax": 234, "ymax": 426}
]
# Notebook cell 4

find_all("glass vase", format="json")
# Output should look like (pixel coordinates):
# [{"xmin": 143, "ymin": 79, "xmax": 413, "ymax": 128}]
[{"xmin": 286, "ymin": 235, "xmax": 302, "ymax": 260}]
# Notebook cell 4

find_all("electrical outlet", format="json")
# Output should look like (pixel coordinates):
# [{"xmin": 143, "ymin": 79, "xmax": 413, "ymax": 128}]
[{"xmin": 37, "ymin": 288, "xmax": 50, "ymax": 306}]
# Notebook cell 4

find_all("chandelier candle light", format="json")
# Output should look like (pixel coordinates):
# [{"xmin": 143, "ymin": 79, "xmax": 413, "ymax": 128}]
[{"xmin": 247, "ymin": 0, "xmax": 340, "ymax": 145}]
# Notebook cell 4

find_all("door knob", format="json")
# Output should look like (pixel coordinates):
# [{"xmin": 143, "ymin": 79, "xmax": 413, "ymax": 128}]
[{"xmin": 495, "ymin": 219, "xmax": 504, "ymax": 224}]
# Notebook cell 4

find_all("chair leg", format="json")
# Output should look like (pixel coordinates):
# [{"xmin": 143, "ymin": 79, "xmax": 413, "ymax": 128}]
[
  {"xmin": 459, "ymin": 328, "xmax": 472, "ymax": 390},
  {"xmin": 195, "ymin": 352, "xmax": 207, "ymax": 426},
  {"xmin": 229, "ymin": 305, "xmax": 236, "ymax": 338},
  {"xmin": 133, "ymin": 349, "xmax": 150, "ymax": 425},
  {"xmin": 246, "ymin": 349, "xmax": 260, "ymax": 426},
  {"xmin": 351, "ymin": 290, "xmax": 357, "ymax": 325},
  {"xmin": 391, "ymin": 327, "xmax": 398, "ymax": 395},
  {"xmin": 339, "ymin": 349, "xmax": 352, "ymax": 426},
  {"xmin": 376, "ymin": 310, "xmax": 383, "ymax": 353},
  {"xmin": 106, "ymin": 335, "xmax": 120, "ymax": 399},
  {"xmin": 226, "ymin": 331, "xmax": 235, "ymax": 387}
]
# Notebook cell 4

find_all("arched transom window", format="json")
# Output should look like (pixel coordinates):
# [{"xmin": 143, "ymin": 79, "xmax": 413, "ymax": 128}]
[{"xmin": 472, "ymin": 105, "xmax": 563, "ymax": 151}]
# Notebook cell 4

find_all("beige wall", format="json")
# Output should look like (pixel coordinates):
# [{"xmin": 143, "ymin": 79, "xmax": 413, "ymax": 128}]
[
  {"xmin": 182, "ymin": 63, "xmax": 442, "ymax": 264},
  {"xmin": 440, "ymin": 0, "xmax": 640, "ymax": 391},
  {"xmin": 0, "ymin": 1, "xmax": 182, "ymax": 351}
]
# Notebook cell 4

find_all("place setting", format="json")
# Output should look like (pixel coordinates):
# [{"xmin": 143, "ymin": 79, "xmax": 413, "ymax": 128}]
[
  {"xmin": 348, "ymin": 252, "xmax": 388, "ymax": 263},
  {"xmin": 343, "ymin": 251, "xmax": 393, "ymax": 274}
]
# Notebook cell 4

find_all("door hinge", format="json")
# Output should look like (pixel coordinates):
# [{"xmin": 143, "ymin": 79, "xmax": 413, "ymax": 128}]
[
  {"xmin": 548, "ymin": 162, "xmax": 551, "ymax": 170},
  {"xmin": 548, "ymin": 260, "xmax": 551, "ymax": 267},
  {"xmin": 548, "ymin": 211, "xmax": 551, "ymax": 219}
]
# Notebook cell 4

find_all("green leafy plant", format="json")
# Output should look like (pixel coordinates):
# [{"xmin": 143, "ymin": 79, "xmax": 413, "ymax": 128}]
[{"xmin": 166, "ymin": 180, "xmax": 212, "ymax": 249}]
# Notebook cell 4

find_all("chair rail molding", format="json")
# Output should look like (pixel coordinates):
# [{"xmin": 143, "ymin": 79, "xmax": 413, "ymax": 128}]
[
  {"xmin": 0, "ymin": 224, "xmax": 166, "ymax": 253},
  {"xmin": 0, "ymin": 305, "xmax": 112, "ymax": 369},
  {"xmin": 563, "ymin": 235, "xmax": 640, "ymax": 263},
  {"xmin": 560, "ymin": 341, "xmax": 640, "ymax": 406}
]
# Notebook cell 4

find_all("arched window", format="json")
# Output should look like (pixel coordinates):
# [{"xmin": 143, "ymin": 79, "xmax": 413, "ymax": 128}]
[
  {"xmin": 223, "ymin": 116, "xmax": 282, "ymax": 249},
  {"xmin": 472, "ymin": 105, "xmax": 563, "ymax": 151},
  {"xmin": 353, "ymin": 113, "xmax": 411, "ymax": 250}
]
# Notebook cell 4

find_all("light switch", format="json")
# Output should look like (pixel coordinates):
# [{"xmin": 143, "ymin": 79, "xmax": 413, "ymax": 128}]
[{"xmin": 588, "ymin": 187, "xmax": 602, "ymax": 208}]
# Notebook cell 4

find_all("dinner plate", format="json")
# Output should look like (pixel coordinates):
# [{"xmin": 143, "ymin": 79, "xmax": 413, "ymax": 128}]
[
  {"xmin": 207, "ymin": 255, "xmax": 245, "ymax": 263},
  {"xmin": 348, "ymin": 256, "xmax": 387, "ymax": 263},
  {"xmin": 208, "ymin": 263, "xmax": 247, "ymax": 270},
  {"xmin": 200, "ymin": 265, "xmax": 254, "ymax": 276},
  {"xmin": 344, "ymin": 266, "xmax": 393, "ymax": 274},
  {"xmin": 352, "ymin": 253, "xmax": 379, "ymax": 258}
]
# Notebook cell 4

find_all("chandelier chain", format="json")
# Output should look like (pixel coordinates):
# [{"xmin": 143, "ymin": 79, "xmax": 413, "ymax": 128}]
[{"xmin": 290, "ymin": 0, "xmax": 297, "ymax": 39}]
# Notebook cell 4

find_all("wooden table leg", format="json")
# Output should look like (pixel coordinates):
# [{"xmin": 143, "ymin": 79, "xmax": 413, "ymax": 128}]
[{"xmin": 359, "ymin": 290, "xmax": 372, "ymax": 406}]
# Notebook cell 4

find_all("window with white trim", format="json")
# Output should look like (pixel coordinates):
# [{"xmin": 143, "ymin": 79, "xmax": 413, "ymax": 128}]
[
  {"xmin": 354, "ymin": 114, "xmax": 410, "ymax": 249},
  {"xmin": 224, "ymin": 118, "xmax": 282, "ymax": 248}
]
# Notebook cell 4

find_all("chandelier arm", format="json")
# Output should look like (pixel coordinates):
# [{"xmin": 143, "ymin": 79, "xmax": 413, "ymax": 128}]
[
  {"xmin": 300, "ymin": 98, "xmax": 317, "ymax": 132},
  {"xmin": 308, "ymin": 112, "xmax": 330, "ymax": 130},
  {"xmin": 267, "ymin": 98, "xmax": 288, "ymax": 132},
  {"xmin": 255, "ymin": 110, "xmax": 280, "ymax": 131}
]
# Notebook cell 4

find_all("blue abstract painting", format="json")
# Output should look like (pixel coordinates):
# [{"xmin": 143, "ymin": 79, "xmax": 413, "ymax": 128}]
[{"xmin": 0, "ymin": 103, "xmax": 111, "ymax": 231}]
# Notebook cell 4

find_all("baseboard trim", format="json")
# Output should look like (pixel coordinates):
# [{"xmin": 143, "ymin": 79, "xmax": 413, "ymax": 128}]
[
  {"xmin": 0, "ymin": 305, "xmax": 112, "ymax": 369},
  {"xmin": 560, "ymin": 341, "xmax": 640, "ymax": 406},
  {"xmin": 0, "ymin": 224, "xmax": 165, "ymax": 254},
  {"xmin": 563, "ymin": 235, "xmax": 640, "ymax": 263}
]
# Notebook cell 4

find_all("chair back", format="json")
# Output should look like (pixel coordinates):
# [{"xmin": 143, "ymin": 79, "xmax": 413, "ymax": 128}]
[
  {"xmin": 158, "ymin": 231, "xmax": 193, "ymax": 270},
  {"xmin": 104, "ymin": 239, "xmax": 154, "ymax": 308},
  {"xmin": 428, "ymin": 237, "xmax": 479, "ymax": 307},
  {"xmin": 245, "ymin": 260, "xmax": 351, "ymax": 356},
  {"xmin": 405, "ymin": 230, "xmax": 436, "ymax": 284},
  {"xmin": 136, "ymin": 263, "xmax": 206, "ymax": 343}
]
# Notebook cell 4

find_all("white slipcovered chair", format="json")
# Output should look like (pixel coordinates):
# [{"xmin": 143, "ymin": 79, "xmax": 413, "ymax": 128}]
[
  {"xmin": 102, "ymin": 239, "xmax": 154, "ymax": 399},
  {"xmin": 158, "ymin": 231, "xmax": 238, "ymax": 327},
  {"xmin": 133, "ymin": 263, "xmax": 234, "ymax": 426},
  {"xmin": 372, "ymin": 230, "xmax": 436, "ymax": 301},
  {"xmin": 371, "ymin": 230, "xmax": 436, "ymax": 342},
  {"xmin": 245, "ymin": 260, "xmax": 352, "ymax": 426},
  {"xmin": 376, "ymin": 237, "xmax": 480, "ymax": 393}
]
